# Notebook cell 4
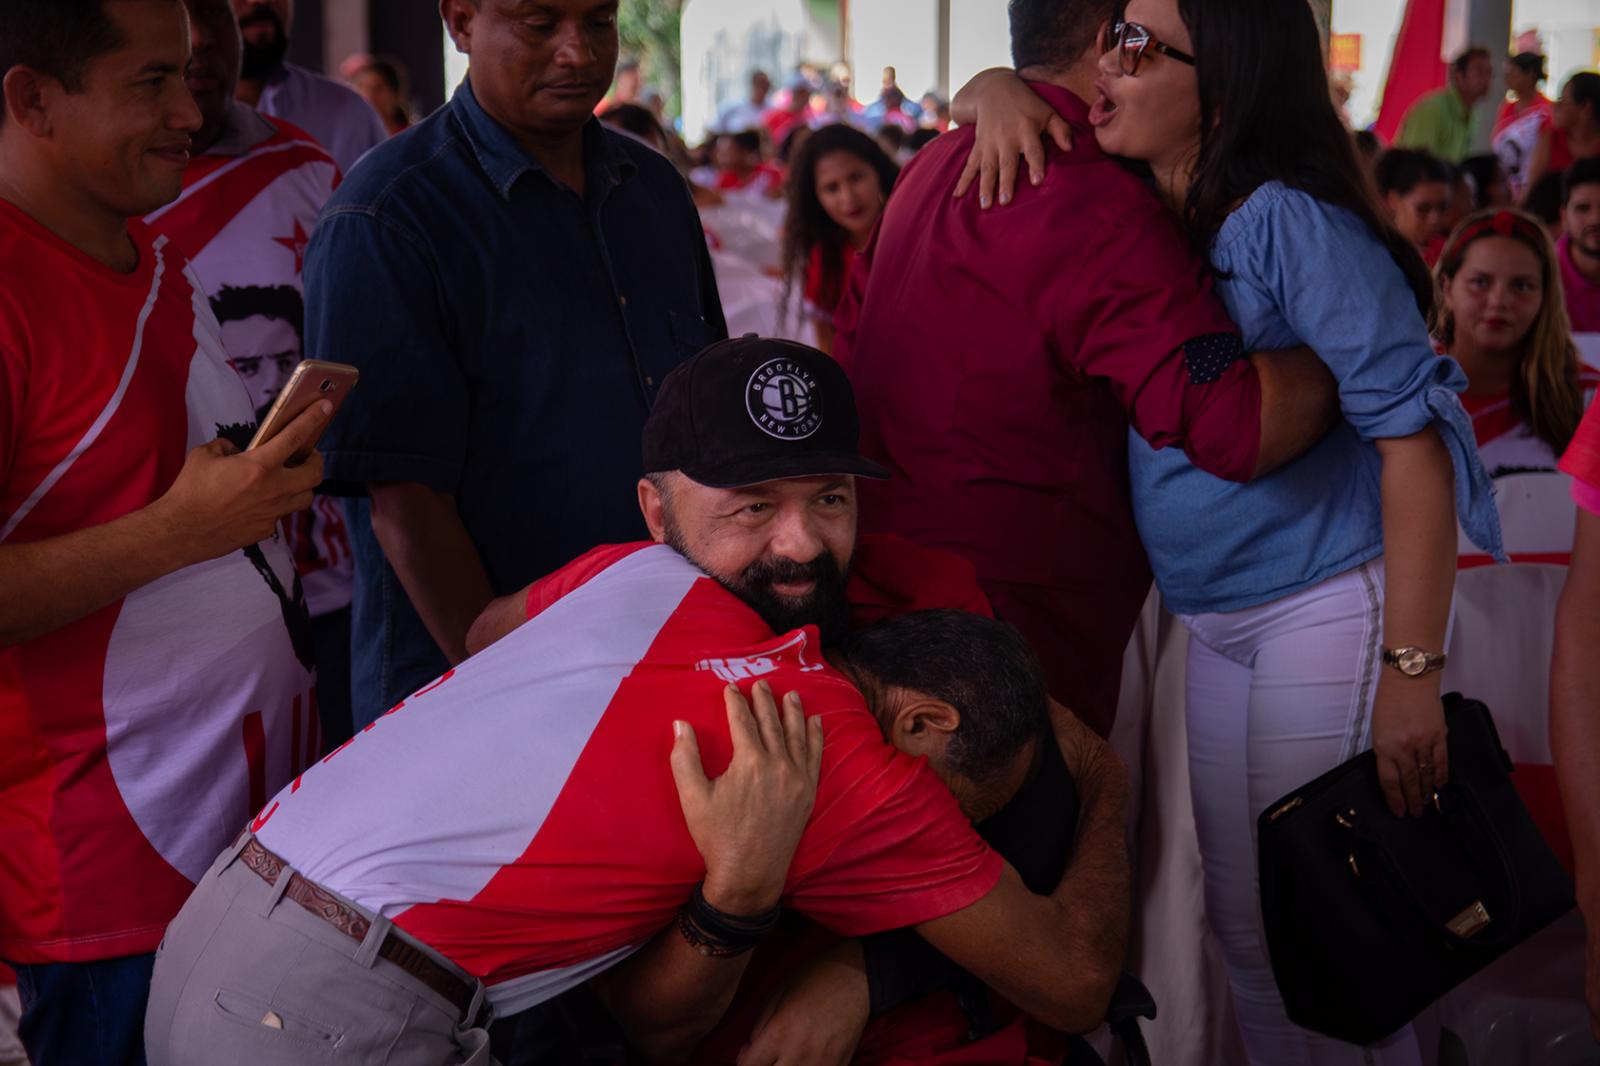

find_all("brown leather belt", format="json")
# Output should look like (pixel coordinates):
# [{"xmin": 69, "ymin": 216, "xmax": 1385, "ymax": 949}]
[{"xmin": 239, "ymin": 838, "xmax": 477, "ymax": 1018}]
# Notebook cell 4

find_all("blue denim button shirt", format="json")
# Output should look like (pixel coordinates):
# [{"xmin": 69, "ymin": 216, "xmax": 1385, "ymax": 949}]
[
  {"xmin": 1128, "ymin": 182, "xmax": 1504, "ymax": 616},
  {"xmin": 307, "ymin": 79, "xmax": 726, "ymax": 724}
]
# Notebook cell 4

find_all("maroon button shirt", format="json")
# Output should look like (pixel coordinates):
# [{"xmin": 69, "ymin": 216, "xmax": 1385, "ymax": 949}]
[{"xmin": 834, "ymin": 83, "xmax": 1261, "ymax": 736}]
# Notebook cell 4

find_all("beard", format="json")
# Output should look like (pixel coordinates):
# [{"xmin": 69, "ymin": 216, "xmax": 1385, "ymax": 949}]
[
  {"xmin": 239, "ymin": 8, "xmax": 290, "ymax": 81},
  {"xmin": 663, "ymin": 520, "xmax": 853, "ymax": 646}
]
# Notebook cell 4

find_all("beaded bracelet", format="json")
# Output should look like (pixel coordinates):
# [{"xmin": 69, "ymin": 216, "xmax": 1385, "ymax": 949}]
[{"xmin": 676, "ymin": 882, "xmax": 782, "ymax": 957}]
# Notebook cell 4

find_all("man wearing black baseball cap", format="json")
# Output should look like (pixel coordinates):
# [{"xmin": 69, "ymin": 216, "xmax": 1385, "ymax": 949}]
[
  {"xmin": 636, "ymin": 334, "xmax": 888, "ymax": 646},
  {"xmin": 470, "ymin": 336, "xmax": 1131, "ymax": 1064},
  {"xmin": 470, "ymin": 334, "xmax": 903, "ymax": 651}
]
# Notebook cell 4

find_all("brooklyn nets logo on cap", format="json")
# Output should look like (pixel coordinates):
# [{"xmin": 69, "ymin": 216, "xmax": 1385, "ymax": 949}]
[{"xmin": 746, "ymin": 358, "xmax": 824, "ymax": 440}]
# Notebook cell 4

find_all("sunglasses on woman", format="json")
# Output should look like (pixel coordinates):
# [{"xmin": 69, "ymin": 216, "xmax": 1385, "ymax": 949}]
[{"xmin": 1109, "ymin": 19, "xmax": 1197, "ymax": 76}]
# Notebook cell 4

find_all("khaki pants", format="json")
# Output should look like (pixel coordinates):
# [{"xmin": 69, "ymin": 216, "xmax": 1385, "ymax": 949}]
[{"xmin": 145, "ymin": 836, "xmax": 494, "ymax": 1065}]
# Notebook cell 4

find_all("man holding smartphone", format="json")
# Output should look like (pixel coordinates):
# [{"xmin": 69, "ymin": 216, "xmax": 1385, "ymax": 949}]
[{"xmin": 0, "ymin": 3, "xmax": 329, "ymax": 1063}]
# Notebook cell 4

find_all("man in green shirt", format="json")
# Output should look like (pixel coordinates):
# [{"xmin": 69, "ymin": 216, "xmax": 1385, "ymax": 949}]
[{"xmin": 1396, "ymin": 47, "xmax": 1493, "ymax": 163}]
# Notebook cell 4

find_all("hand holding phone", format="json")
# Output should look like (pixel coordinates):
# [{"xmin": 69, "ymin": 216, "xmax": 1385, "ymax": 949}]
[
  {"xmin": 248, "ymin": 360, "xmax": 359, "ymax": 466},
  {"xmin": 154, "ymin": 400, "xmax": 334, "ymax": 566}
]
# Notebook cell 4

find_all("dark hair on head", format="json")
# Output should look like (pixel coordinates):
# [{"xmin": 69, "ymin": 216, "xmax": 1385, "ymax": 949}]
[
  {"xmin": 1374, "ymin": 147, "xmax": 1452, "ymax": 196},
  {"xmin": 1458, "ymin": 154, "xmax": 1504, "ymax": 209},
  {"xmin": 357, "ymin": 58, "xmax": 405, "ymax": 95},
  {"xmin": 908, "ymin": 127, "xmax": 941, "ymax": 153},
  {"xmin": 210, "ymin": 283, "xmax": 305, "ymax": 344},
  {"xmin": 1565, "ymin": 157, "xmax": 1600, "ymax": 205},
  {"xmin": 875, "ymin": 124, "xmax": 906, "ymax": 151},
  {"xmin": 729, "ymin": 129, "xmax": 762, "ymax": 156},
  {"xmin": 0, "ymin": 0, "xmax": 129, "ymax": 130},
  {"xmin": 1353, "ymin": 129, "xmax": 1382, "ymax": 164},
  {"xmin": 1508, "ymin": 52, "xmax": 1547, "ymax": 82},
  {"xmin": 1177, "ymin": 0, "xmax": 1435, "ymax": 316},
  {"xmin": 601, "ymin": 103, "xmax": 664, "ymax": 149},
  {"xmin": 778, "ymin": 121, "xmax": 812, "ymax": 165},
  {"xmin": 357, "ymin": 56, "xmax": 411, "ymax": 129},
  {"xmin": 1565, "ymin": 72, "xmax": 1600, "ymax": 120},
  {"xmin": 1451, "ymin": 46, "xmax": 1490, "ymax": 75},
  {"xmin": 840, "ymin": 610, "xmax": 1049, "ymax": 782},
  {"xmin": 1008, "ymin": 0, "xmax": 1119, "ymax": 73},
  {"xmin": 1522, "ymin": 171, "xmax": 1563, "ymax": 225},
  {"xmin": 779, "ymin": 123, "xmax": 898, "ymax": 326}
]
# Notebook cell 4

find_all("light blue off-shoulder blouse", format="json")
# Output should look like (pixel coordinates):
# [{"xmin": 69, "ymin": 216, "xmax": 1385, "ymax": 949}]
[{"xmin": 1129, "ymin": 182, "xmax": 1504, "ymax": 616}]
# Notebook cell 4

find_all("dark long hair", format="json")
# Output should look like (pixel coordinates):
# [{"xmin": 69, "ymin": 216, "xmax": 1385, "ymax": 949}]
[
  {"xmin": 1176, "ymin": 0, "xmax": 1434, "ymax": 317},
  {"xmin": 779, "ymin": 124, "xmax": 899, "ymax": 327}
]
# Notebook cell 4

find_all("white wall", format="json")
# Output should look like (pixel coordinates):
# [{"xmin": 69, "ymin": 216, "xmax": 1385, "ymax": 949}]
[
  {"xmin": 848, "ymin": 0, "xmax": 940, "ymax": 101},
  {"xmin": 680, "ymin": 0, "xmax": 814, "ymax": 142},
  {"xmin": 442, "ymin": 23, "xmax": 468, "ymax": 101},
  {"xmin": 947, "ymin": 0, "xmax": 1013, "ymax": 99},
  {"xmin": 1330, "ymin": 0, "xmax": 1410, "ymax": 129},
  {"xmin": 1513, "ymin": 0, "xmax": 1600, "ymax": 88}
]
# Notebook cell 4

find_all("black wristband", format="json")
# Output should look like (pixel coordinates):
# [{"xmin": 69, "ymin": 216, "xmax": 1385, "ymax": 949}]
[{"xmin": 676, "ymin": 882, "xmax": 781, "ymax": 957}]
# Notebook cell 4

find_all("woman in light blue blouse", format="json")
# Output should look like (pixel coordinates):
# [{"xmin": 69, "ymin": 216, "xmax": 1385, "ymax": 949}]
[{"xmin": 954, "ymin": 0, "xmax": 1503, "ymax": 1062}]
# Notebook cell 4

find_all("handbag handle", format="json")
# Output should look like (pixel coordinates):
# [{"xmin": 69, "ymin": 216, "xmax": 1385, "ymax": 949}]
[{"xmin": 1343, "ymin": 781, "xmax": 1524, "ymax": 951}]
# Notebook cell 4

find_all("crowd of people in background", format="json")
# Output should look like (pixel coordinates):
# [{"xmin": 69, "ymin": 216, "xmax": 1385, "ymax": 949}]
[{"xmin": 5, "ymin": 0, "xmax": 1600, "ymax": 1065}]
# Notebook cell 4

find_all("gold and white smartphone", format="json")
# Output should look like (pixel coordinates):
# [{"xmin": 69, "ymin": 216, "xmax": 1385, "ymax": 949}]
[{"xmin": 246, "ymin": 360, "xmax": 359, "ymax": 466}]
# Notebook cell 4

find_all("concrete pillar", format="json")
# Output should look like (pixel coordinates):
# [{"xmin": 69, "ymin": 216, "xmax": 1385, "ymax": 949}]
[
  {"xmin": 322, "ymin": 0, "xmax": 369, "ymax": 79},
  {"xmin": 1465, "ymin": 0, "xmax": 1512, "ymax": 152}
]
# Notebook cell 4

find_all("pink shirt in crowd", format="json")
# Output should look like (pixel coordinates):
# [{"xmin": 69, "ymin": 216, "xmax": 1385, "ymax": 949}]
[{"xmin": 1559, "ymin": 233, "xmax": 1600, "ymax": 334}]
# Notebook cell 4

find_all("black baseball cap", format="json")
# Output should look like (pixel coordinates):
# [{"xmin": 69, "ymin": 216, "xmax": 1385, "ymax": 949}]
[{"xmin": 643, "ymin": 335, "xmax": 889, "ymax": 489}]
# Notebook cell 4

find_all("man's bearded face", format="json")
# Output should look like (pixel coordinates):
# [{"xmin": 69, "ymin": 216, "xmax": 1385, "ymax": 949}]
[
  {"xmin": 236, "ymin": 2, "xmax": 288, "ymax": 80},
  {"xmin": 653, "ymin": 474, "xmax": 858, "ymax": 645}
]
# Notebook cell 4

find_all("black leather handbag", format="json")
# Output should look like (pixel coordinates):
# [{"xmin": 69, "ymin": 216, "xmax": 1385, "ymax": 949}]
[{"xmin": 1256, "ymin": 692, "xmax": 1575, "ymax": 1046}]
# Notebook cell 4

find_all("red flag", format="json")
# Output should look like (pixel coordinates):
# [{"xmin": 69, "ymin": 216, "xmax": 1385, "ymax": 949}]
[{"xmin": 1374, "ymin": 0, "xmax": 1448, "ymax": 142}]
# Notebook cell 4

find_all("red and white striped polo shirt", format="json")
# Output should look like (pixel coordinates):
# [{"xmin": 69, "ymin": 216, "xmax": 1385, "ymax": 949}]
[
  {"xmin": 253, "ymin": 543, "xmax": 1001, "ymax": 1014},
  {"xmin": 0, "ymin": 202, "xmax": 316, "ymax": 963}
]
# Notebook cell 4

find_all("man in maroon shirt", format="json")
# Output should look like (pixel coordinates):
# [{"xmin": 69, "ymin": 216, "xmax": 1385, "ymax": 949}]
[{"xmin": 834, "ymin": 0, "xmax": 1337, "ymax": 736}]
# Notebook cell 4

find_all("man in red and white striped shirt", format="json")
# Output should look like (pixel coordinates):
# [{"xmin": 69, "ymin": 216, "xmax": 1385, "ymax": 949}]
[{"xmin": 0, "ymin": 2, "xmax": 329, "ymax": 1064}]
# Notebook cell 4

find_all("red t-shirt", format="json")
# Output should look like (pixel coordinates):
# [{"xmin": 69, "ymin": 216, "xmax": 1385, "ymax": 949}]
[
  {"xmin": 255, "ymin": 542, "xmax": 1001, "ymax": 1016},
  {"xmin": 834, "ymin": 82, "xmax": 1259, "ymax": 734},
  {"xmin": 765, "ymin": 109, "xmax": 806, "ymax": 144},
  {"xmin": 804, "ymin": 242, "xmax": 857, "ymax": 324},
  {"xmin": 716, "ymin": 162, "xmax": 784, "ymax": 196},
  {"xmin": 1551, "ymin": 128, "xmax": 1575, "ymax": 173},
  {"xmin": 0, "ymin": 203, "xmax": 315, "ymax": 963},
  {"xmin": 1561, "ymin": 391, "xmax": 1600, "ymax": 497}
]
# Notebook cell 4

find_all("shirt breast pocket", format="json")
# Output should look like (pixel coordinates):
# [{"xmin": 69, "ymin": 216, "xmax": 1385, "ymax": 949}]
[{"xmin": 668, "ymin": 310, "xmax": 722, "ymax": 360}]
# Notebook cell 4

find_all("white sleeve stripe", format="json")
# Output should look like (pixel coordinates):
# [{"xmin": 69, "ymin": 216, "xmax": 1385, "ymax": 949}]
[{"xmin": 1, "ymin": 238, "xmax": 169, "ymax": 543}]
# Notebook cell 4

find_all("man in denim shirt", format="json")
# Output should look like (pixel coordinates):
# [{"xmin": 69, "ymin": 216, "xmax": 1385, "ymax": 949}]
[{"xmin": 307, "ymin": 0, "xmax": 726, "ymax": 729}]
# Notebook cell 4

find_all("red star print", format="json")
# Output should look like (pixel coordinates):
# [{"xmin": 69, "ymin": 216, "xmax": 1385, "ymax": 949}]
[{"xmin": 273, "ymin": 220, "xmax": 310, "ymax": 274}]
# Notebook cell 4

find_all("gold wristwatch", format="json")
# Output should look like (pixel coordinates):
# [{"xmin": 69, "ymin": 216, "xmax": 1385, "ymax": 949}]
[{"xmin": 1381, "ymin": 646, "xmax": 1447, "ymax": 678}]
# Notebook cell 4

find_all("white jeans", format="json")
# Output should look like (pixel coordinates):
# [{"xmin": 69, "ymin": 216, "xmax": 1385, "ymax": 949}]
[{"xmin": 1181, "ymin": 559, "xmax": 1424, "ymax": 1066}]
